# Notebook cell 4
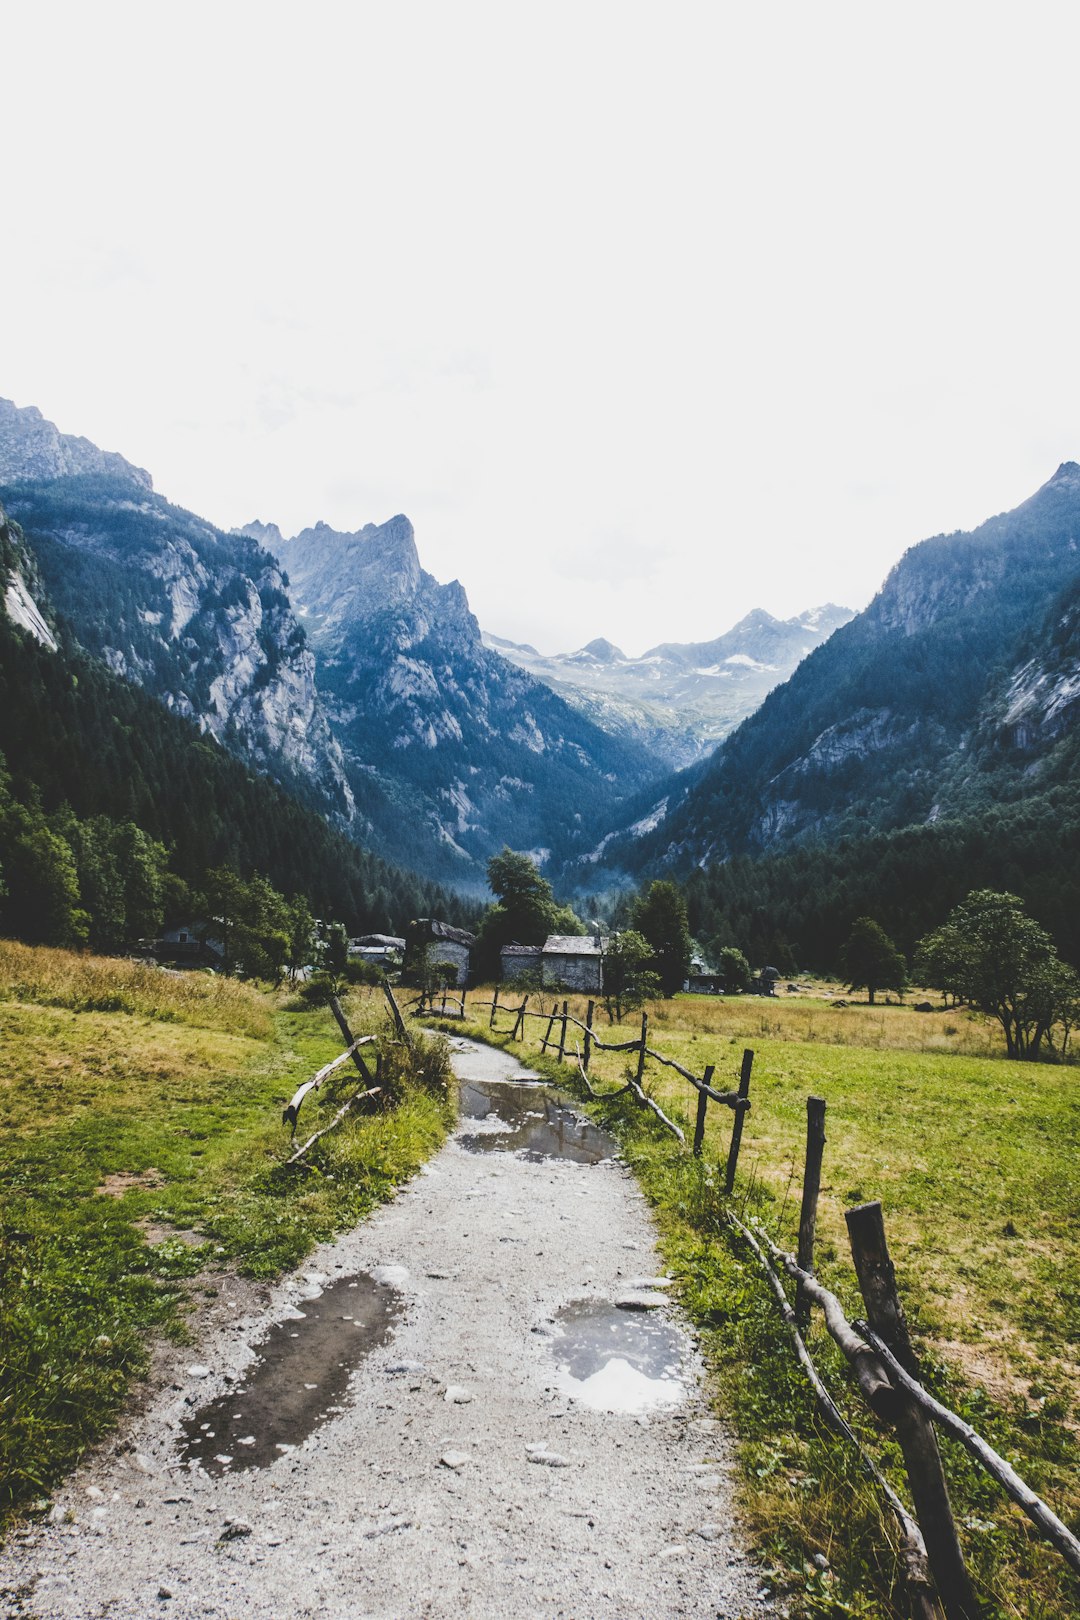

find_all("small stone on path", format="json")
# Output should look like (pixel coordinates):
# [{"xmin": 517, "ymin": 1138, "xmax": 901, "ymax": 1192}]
[{"xmin": 440, "ymin": 1452, "xmax": 470, "ymax": 1470}]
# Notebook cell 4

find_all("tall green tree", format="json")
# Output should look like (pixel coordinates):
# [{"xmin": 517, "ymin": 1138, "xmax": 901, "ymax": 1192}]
[
  {"xmin": 839, "ymin": 917, "xmax": 906, "ymax": 1005},
  {"xmin": 476, "ymin": 848, "xmax": 582, "ymax": 977},
  {"xmin": 915, "ymin": 889, "xmax": 1078, "ymax": 1059},
  {"xmin": 632, "ymin": 880, "xmax": 692, "ymax": 996},
  {"xmin": 602, "ymin": 930, "xmax": 660, "ymax": 1022}
]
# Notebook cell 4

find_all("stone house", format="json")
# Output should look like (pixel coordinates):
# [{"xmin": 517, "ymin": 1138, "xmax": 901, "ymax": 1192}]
[
  {"xmin": 406, "ymin": 919, "xmax": 477, "ymax": 988},
  {"xmin": 348, "ymin": 933, "xmax": 406, "ymax": 969},
  {"xmin": 499, "ymin": 943, "xmax": 544, "ymax": 984},
  {"xmin": 500, "ymin": 933, "xmax": 608, "ymax": 993}
]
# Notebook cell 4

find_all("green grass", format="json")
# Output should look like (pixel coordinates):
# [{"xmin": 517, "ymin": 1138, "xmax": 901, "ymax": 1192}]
[
  {"xmin": 444, "ymin": 992, "xmax": 1080, "ymax": 1620},
  {"xmin": 0, "ymin": 959, "xmax": 452, "ymax": 1523}
]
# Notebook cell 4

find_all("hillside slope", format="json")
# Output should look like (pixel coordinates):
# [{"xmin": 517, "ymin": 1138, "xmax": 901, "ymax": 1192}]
[
  {"xmin": 591, "ymin": 463, "xmax": 1080, "ymax": 880},
  {"xmin": 252, "ymin": 515, "xmax": 661, "ymax": 885}
]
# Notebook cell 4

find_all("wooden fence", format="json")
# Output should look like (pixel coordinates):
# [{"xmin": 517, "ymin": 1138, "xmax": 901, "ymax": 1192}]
[{"xmin": 410, "ymin": 985, "xmax": 1080, "ymax": 1620}]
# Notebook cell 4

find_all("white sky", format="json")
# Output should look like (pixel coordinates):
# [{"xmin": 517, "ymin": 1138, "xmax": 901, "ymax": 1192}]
[{"xmin": 4, "ymin": 2, "xmax": 1080, "ymax": 656}]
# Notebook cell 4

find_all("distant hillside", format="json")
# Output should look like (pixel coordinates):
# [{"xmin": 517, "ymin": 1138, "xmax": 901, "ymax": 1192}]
[
  {"xmin": 253, "ymin": 514, "xmax": 661, "ymax": 886},
  {"xmin": 484, "ymin": 604, "xmax": 853, "ymax": 770},
  {"xmin": 0, "ymin": 501, "xmax": 468, "ymax": 934},
  {"xmin": 587, "ymin": 463, "xmax": 1080, "ymax": 883}
]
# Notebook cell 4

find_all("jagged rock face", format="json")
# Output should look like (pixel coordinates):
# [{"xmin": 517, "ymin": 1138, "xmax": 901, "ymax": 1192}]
[
  {"xmin": 485, "ymin": 605, "xmax": 853, "ymax": 771},
  {"xmin": 3, "ymin": 475, "xmax": 354, "ymax": 823},
  {"xmin": 582, "ymin": 463, "xmax": 1080, "ymax": 883},
  {"xmin": 0, "ymin": 501, "xmax": 57, "ymax": 651},
  {"xmin": 254, "ymin": 515, "xmax": 657, "ymax": 883},
  {"xmin": 0, "ymin": 399, "xmax": 152, "ymax": 491}
]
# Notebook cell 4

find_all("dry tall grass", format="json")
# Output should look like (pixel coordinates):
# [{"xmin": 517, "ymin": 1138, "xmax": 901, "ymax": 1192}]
[{"xmin": 0, "ymin": 938, "xmax": 272, "ymax": 1039}]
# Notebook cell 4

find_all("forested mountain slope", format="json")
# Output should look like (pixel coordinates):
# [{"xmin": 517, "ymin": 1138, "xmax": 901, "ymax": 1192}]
[
  {"xmin": 252, "ymin": 515, "xmax": 661, "ymax": 886},
  {"xmin": 0, "ymin": 502, "xmax": 468, "ymax": 934},
  {"xmin": 591, "ymin": 462, "xmax": 1080, "ymax": 881}
]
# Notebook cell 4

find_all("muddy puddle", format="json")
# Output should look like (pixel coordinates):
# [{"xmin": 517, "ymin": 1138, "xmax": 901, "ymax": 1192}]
[
  {"xmin": 457, "ymin": 1079, "xmax": 618, "ymax": 1164},
  {"xmin": 548, "ymin": 1299, "xmax": 688, "ymax": 1415},
  {"xmin": 178, "ymin": 1273, "xmax": 400, "ymax": 1474}
]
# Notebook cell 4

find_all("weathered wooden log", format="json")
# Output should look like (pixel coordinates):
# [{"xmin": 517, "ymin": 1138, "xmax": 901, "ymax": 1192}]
[
  {"xmin": 723, "ymin": 1049, "xmax": 754, "ymax": 1193},
  {"xmin": 726, "ymin": 1210, "xmax": 941, "ymax": 1620},
  {"xmin": 382, "ymin": 980, "xmax": 410, "ymax": 1044},
  {"xmin": 696, "ymin": 1062, "xmax": 712, "ymax": 1153},
  {"xmin": 329, "ymin": 995, "xmax": 374, "ymax": 1084},
  {"xmin": 847, "ymin": 1202, "xmax": 977, "ymax": 1620},
  {"xmin": 626, "ymin": 1073, "xmax": 685, "ymax": 1144},
  {"xmin": 285, "ymin": 1086, "xmax": 383, "ymax": 1164},
  {"xmin": 557, "ymin": 1000, "xmax": 568, "ymax": 1063},
  {"xmin": 796, "ymin": 1095, "xmax": 827, "ymax": 1330},
  {"xmin": 859, "ymin": 1325, "xmax": 1080, "ymax": 1578},
  {"xmin": 573, "ymin": 1048, "xmax": 632, "ymax": 1101}
]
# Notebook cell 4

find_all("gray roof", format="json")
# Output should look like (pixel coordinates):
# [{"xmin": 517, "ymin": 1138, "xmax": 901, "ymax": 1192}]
[
  {"xmin": 500, "ymin": 944, "xmax": 543, "ymax": 957},
  {"xmin": 543, "ymin": 934, "xmax": 606, "ymax": 956}
]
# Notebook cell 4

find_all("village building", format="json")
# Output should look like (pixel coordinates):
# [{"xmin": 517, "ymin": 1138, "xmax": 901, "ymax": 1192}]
[
  {"xmin": 154, "ymin": 923, "xmax": 224, "ymax": 968},
  {"xmin": 348, "ymin": 933, "xmax": 405, "ymax": 969},
  {"xmin": 406, "ymin": 919, "xmax": 477, "ymax": 987},
  {"xmin": 499, "ymin": 933, "xmax": 608, "ymax": 993}
]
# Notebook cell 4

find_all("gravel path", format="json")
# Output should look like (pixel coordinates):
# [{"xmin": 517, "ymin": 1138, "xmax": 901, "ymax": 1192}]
[{"xmin": 1, "ymin": 1039, "xmax": 766, "ymax": 1620}]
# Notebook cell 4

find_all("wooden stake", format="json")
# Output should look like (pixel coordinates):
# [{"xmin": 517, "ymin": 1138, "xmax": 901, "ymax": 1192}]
[
  {"xmin": 584, "ymin": 1000, "xmax": 594, "ymax": 1072},
  {"xmin": 512, "ymin": 995, "xmax": 528, "ymax": 1040},
  {"xmin": 541, "ymin": 1005, "xmax": 557, "ymax": 1052},
  {"xmin": 490, "ymin": 985, "xmax": 499, "ymax": 1029},
  {"xmin": 635, "ymin": 1011, "xmax": 648, "ymax": 1086},
  {"xmin": 846, "ymin": 1202, "xmax": 977, "ymax": 1620},
  {"xmin": 796, "ymin": 1096, "xmax": 827, "ymax": 1330},
  {"xmin": 329, "ymin": 995, "xmax": 373, "ymax": 1084},
  {"xmin": 382, "ymin": 979, "xmax": 409, "ymax": 1044},
  {"xmin": 723, "ymin": 1048, "xmax": 754, "ymax": 1194},
  {"xmin": 557, "ymin": 1000, "xmax": 568, "ymax": 1063},
  {"xmin": 693, "ymin": 1067, "xmax": 714, "ymax": 1157}
]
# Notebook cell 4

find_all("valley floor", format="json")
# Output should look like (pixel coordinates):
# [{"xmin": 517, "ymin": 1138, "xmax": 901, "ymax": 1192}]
[{"xmin": 1, "ymin": 1039, "xmax": 761, "ymax": 1620}]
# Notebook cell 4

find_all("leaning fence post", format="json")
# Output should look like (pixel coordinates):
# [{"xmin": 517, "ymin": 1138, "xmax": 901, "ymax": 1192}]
[
  {"xmin": 557, "ymin": 1000, "xmax": 568, "ymax": 1063},
  {"xmin": 329, "ymin": 994, "xmax": 374, "ymax": 1084},
  {"xmin": 512, "ymin": 995, "xmax": 528, "ymax": 1040},
  {"xmin": 636, "ymin": 1011, "xmax": 648, "ymax": 1086},
  {"xmin": 796, "ymin": 1096, "xmax": 827, "ymax": 1330},
  {"xmin": 693, "ymin": 1064, "xmax": 715, "ymax": 1156},
  {"xmin": 584, "ymin": 1000, "xmax": 595, "ymax": 1072},
  {"xmin": 846, "ymin": 1202, "xmax": 977, "ymax": 1620},
  {"xmin": 723, "ymin": 1048, "xmax": 754, "ymax": 1193},
  {"xmin": 490, "ymin": 985, "xmax": 499, "ymax": 1029},
  {"xmin": 541, "ymin": 1004, "xmax": 557, "ymax": 1053}
]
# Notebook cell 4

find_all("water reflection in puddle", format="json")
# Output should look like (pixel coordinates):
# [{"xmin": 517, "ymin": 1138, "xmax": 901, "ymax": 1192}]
[
  {"xmin": 549, "ymin": 1299, "xmax": 688, "ymax": 1414},
  {"xmin": 178, "ymin": 1273, "xmax": 401, "ymax": 1474},
  {"xmin": 457, "ymin": 1080, "xmax": 618, "ymax": 1164}
]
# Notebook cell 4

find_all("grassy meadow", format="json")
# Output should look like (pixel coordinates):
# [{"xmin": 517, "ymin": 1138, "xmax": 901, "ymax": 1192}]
[
  {"xmin": 445, "ymin": 985, "xmax": 1080, "ymax": 1620},
  {"xmin": 0, "ymin": 956, "xmax": 452, "ymax": 1523}
]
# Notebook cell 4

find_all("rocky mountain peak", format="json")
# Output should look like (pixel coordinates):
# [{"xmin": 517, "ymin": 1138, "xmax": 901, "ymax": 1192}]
[
  {"xmin": 577, "ymin": 637, "xmax": 626, "ymax": 664},
  {"xmin": 0, "ymin": 398, "xmax": 153, "ymax": 491}
]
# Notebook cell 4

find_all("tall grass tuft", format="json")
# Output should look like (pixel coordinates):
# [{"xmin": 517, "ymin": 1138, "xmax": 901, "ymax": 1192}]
[{"xmin": 0, "ymin": 938, "xmax": 272, "ymax": 1039}]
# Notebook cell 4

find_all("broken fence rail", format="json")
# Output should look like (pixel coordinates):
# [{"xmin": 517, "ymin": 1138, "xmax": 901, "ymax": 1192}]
[{"xmin": 728, "ymin": 1096, "xmax": 1080, "ymax": 1619}]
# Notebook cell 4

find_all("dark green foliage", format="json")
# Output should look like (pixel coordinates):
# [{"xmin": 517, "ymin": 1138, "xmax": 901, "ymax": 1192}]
[
  {"xmin": 0, "ymin": 510, "xmax": 474, "ymax": 946},
  {"xmin": 717, "ymin": 945, "xmax": 751, "ymax": 993},
  {"xmin": 632, "ymin": 879, "xmax": 692, "ymax": 995},
  {"xmin": 838, "ymin": 917, "xmax": 906, "ymax": 1005},
  {"xmin": 475, "ymin": 848, "xmax": 582, "ymax": 976},
  {"xmin": 682, "ymin": 796, "xmax": 1080, "ymax": 977},
  {"xmin": 602, "ymin": 928, "xmax": 660, "ymax": 1021},
  {"xmin": 915, "ymin": 890, "xmax": 1080, "ymax": 1059}
]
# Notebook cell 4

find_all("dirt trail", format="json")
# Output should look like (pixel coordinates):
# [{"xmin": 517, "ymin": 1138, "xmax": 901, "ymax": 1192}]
[{"xmin": 1, "ymin": 1039, "xmax": 766, "ymax": 1619}]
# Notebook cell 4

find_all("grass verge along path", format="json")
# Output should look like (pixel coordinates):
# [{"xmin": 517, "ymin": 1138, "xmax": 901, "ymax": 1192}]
[{"xmin": 0, "ymin": 953, "xmax": 451, "ymax": 1525}]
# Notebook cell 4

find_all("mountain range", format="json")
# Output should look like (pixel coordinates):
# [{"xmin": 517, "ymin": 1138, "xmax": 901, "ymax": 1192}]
[
  {"xmin": 583, "ymin": 461, "xmax": 1080, "ymax": 895},
  {"xmin": 484, "ymin": 604, "xmax": 853, "ymax": 770}
]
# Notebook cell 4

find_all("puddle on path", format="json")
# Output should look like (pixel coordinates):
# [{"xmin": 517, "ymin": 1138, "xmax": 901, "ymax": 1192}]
[
  {"xmin": 178, "ymin": 1273, "xmax": 401, "ymax": 1474},
  {"xmin": 457, "ymin": 1079, "xmax": 618, "ymax": 1164},
  {"xmin": 548, "ymin": 1299, "xmax": 689, "ymax": 1415}
]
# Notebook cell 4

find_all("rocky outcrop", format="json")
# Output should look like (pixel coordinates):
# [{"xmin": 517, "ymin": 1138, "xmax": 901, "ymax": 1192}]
[
  {"xmin": 4, "ymin": 475, "xmax": 354, "ymax": 824},
  {"xmin": 253, "ymin": 514, "xmax": 656, "ymax": 882},
  {"xmin": 0, "ymin": 399, "xmax": 152, "ymax": 490}
]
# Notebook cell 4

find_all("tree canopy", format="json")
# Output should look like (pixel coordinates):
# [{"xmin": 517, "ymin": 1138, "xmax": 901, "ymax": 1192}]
[
  {"xmin": 632, "ymin": 880, "xmax": 692, "ymax": 996},
  {"xmin": 839, "ymin": 917, "xmax": 906, "ymax": 1004},
  {"xmin": 475, "ymin": 848, "xmax": 582, "ymax": 977}
]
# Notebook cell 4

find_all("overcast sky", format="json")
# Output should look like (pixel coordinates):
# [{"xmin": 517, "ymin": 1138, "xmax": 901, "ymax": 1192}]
[{"xmin": 5, "ymin": 2, "xmax": 1079, "ymax": 655}]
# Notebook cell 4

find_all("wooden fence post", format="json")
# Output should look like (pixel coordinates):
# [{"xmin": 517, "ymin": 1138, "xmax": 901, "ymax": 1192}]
[
  {"xmin": 541, "ymin": 1005, "xmax": 557, "ymax": 1053},
  {"xmin": 557, "ymin": 1000, "xmax": 568, "ymax": 1063},
  {"xmin": 693, "ymin": 1064, "xmax": 715, "ymax": 1157},
  {"xmin": 490, "ymin": 985, "xmax": 499, "ymax": 1028},
  {"xmin": 512, "ymin": 996, "xmax": 528, "ymax": 1040},
  {"xmin": 636, "ymin": 1011, "xmax": 648, "ymax": 1086},
  {"xmin": 381, "ymin": 979, "xmax": 410, "ymax": 1044},
  {"xmin": 796, "ymin": 1096, "xmax": 827, "ymax": 1330},
  {"xmin": 584, "ymin": 1000, "xmax": 594, "ymax": 1072},
  {"xmin": 329, "ymin": 994, "xmax": 374, "ymax": 1084},
  {"xmin": 723, "ymin": 1048, "xmax": 754, "ymax": 1194},
  {"xmin": 846, "ymin": 1202, "xmax": 977, "ymax": 1620}
]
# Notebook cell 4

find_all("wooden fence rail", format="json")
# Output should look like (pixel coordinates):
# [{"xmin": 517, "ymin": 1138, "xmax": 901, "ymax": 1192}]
[{"xmin": 409, "ymin": 982, "xmax": 1080, "ymax": 1613}]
